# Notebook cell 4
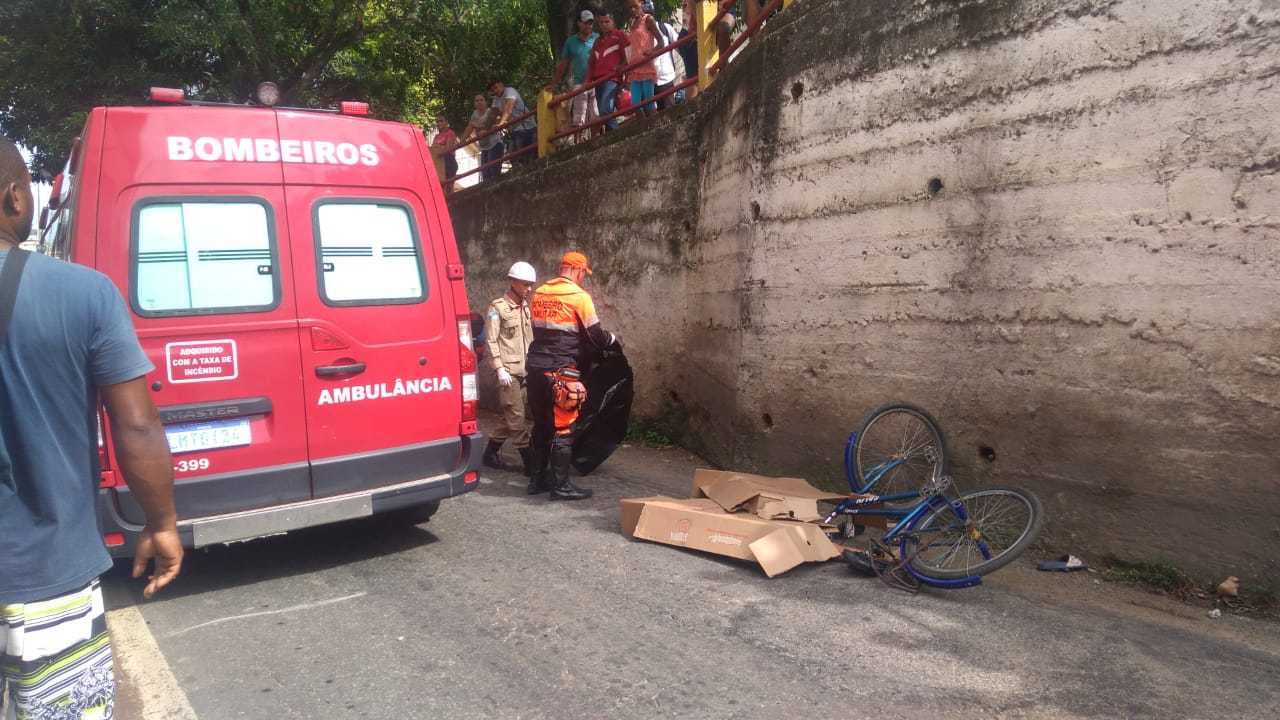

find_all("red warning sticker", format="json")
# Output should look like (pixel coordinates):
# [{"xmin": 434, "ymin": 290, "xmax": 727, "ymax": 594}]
[{"xmin": 165, "ymin": 339, "xmax": 239, "ymax": 384}]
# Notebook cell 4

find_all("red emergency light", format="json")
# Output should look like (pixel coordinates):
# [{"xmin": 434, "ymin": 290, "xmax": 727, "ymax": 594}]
[
  {"xmin": 150, "ymin": 87, "xmax": 186, "ymax": 104},
  {"xmin": 339, "ymin": 101, "xmax": 369, "ymax": 116}
]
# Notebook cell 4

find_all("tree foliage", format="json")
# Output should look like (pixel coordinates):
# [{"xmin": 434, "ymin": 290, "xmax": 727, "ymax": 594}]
[{"xmin": 0, "ymin": 0, "xmax": 553, "ymax": 174}]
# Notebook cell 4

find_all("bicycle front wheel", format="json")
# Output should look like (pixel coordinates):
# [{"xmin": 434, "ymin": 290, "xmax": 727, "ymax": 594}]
[
  {"xmin": 904, "ymin": 486, "xmax": 1044, "ymax": 580},
  {"xmin": 852, "ymin": 403, "xmax": 948, "ymax": 501}
]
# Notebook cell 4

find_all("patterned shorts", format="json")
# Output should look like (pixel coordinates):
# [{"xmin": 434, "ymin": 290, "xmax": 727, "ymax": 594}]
[{"xmin": 1, "ymin": 580, "xmax": 114, "ymax": 720}]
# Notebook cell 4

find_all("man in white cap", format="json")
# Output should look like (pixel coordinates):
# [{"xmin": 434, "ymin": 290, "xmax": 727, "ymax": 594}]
[
  {"xmin": 483, "ymin": 261, "xmax": 537, "ymax": 474},
  {"xmin": 547, "ymin": 9, "xmax": 600, "ymax": 135}
]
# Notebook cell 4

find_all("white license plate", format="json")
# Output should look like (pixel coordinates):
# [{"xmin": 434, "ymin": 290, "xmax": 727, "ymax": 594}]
[{"xmin": 165, "ymin": 418, "xmax": 252, "ymax": 455}]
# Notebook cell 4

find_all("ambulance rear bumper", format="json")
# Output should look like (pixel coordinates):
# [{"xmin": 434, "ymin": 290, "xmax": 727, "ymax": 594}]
[{"xmin": 98, "ymin": 431, "xmax": 485, "ymax": 556}]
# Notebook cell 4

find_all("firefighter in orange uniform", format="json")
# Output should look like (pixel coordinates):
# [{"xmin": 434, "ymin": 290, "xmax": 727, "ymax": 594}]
[{"xmin": 525, "ymin": 251, "xmax": 621, "ymax": 500}]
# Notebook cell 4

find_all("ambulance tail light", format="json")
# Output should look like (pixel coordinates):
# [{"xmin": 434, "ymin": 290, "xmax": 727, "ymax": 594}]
[
  {"xmin": 458, "ymin": 318, "xmax": 478, "ymax": 434},
  {"xmin": 149, "ymin": 87, "xmax": 186, "ymax": 104},
  {"xmin": 97, "ymin": 411, "xmax": 121, "ymax": 488},
  {"xmin": 339, "ymin": 101, "xmax": 369, "ymax": 116}
]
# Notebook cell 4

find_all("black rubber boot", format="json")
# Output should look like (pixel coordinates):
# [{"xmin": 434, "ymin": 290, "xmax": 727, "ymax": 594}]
[
  {"xmin": 482, "ymin": 439, "xmax": 506, "ymax": 470},
  {"xmin": 527, "ymin": 470, "xmax": 550, "ymax": 495},
  {"xmin": 548, "ymin": 445, "xmax": 592, "ymax": 501},
  {"xmin": 517, "ymin": 447, "xmax": 533, "ymax": 477},
  {"xmin": 526, "ymin": 447, "xmax": 550, "ymax": 495}
]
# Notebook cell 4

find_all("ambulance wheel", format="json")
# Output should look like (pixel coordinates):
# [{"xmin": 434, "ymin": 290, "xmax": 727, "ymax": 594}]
[{"xmin": 384, "ymin": 501, "xmax": 440, "ymax": 526}]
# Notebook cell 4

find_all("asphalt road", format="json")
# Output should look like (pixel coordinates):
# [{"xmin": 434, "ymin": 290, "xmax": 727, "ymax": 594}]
[{"xmin": 103, "ymin": 441, "xmax": 1280, "ymax": 719}]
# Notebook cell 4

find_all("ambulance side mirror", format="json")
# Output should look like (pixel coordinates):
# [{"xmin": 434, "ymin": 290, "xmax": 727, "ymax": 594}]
[{"xmin": 48, "ymin": 174, "xmax": 64, "ymax": 210}]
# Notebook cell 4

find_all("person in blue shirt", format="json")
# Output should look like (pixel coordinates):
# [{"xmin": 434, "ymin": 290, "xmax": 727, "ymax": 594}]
[
  {"xmin": 0, "ymin": 137, "xmax": 182, "ymax": 719},
  {"xmin": 548, "ymin": 10, "xmax": 600, "ymax": 135}
]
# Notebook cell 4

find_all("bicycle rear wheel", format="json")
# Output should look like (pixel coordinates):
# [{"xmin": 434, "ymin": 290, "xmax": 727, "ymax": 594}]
[
  {"xmin": 904, "ymin": 486, "xmax": 1043, "ymax": 580},
  {"xmin": 852, "ymin": 403, "xmax": 948, "ymax": 502}
]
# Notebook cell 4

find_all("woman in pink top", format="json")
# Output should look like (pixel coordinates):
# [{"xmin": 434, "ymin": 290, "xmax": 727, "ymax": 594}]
[{"xmin": 624, "ymin": 0, "xmax": 660, "ymax": 116}]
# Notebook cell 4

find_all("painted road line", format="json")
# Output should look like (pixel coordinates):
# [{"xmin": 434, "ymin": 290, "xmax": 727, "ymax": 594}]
[
  {"xmin": 167, "ymin": 591, "xmax": 367, "ymax": 638},
  {"xmin": 106, "ymin": 606, "xmax": 199, "ymax": 720}
]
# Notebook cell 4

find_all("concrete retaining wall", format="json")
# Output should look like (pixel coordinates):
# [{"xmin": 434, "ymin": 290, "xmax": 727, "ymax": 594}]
[{"xmin": 447, "ymin": 0, "xmax": 1280, "ymax": 587}]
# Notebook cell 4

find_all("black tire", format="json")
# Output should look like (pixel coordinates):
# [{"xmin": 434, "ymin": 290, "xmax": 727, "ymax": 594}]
[
  {"xmin": 904, "ymin": 486, "xmax": 1044, "ymax": 580},
  {"xmin": 382, "ymin": 500, "xmax": 441, "ymax": 526},
  {"xmin": 853, "ymin": 403, "xmax": 949, "ymax": 502}
]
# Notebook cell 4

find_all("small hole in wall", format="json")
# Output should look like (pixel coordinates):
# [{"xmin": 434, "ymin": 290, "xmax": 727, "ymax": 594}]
[
  {"xmin": 928, "ymin": 177, "xmax": 944, "ymax": 196},
  {"xmin": 762, "ymin": 413, "xmax": 774, "ymax": 429},
  {"xmin": 669, "ymin": 390, "xmax": 681, "ymax": 403},
  {"xmin": 791, "ymin": 81, "xmax": 805, "ymax": 101},
  {"xmin": 683, "ymin": 219, "xmax": 692, "ymax": 232},
  {"xmin": 979, "ymin": 445, "xmax": 996, "ymax": 462},
  {"xmin": 750, "ymin": 201, "xmax": 761, "ymax": 221}
]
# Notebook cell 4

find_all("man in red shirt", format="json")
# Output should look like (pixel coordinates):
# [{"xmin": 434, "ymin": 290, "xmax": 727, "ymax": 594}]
[{"xmin": 586, "ymin": 9, "xmax": 629, "ymax": 132}]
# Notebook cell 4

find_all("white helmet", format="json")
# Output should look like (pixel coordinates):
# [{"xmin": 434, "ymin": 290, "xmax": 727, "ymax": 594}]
[{"xmin": 507, "ymin": 261, "xmax": 536, "ymax": 283}]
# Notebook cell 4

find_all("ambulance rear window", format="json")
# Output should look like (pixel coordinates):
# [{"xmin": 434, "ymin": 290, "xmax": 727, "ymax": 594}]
[
  {"xmin": 314, "ymin": 201, "xmax": 426, "ymax": 306},
  {"xmin": 132, "ymin": 199, "xmax": 278, "ymax": 316}
]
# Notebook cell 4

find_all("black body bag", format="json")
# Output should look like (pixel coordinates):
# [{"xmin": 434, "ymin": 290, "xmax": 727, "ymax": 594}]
[{"xmin": 571, "ymin": 346, "xmax": 634, "ymax": 475}]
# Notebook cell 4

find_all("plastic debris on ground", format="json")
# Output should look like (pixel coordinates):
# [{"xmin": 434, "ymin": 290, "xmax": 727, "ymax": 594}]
[
  {"xmin": 1216, "ymin": 576, "xmax": 1240, "ymax": 598},
  {"xmin": 1037, "ymin": 554, "xmax": 1088, "ymax": 572}
]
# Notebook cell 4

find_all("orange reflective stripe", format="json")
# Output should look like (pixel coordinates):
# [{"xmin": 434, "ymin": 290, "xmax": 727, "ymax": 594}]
[
  {"xmin": 533, "ymin": 319, "xmax": 579, "ymax": 333},
  {"xmin": 530, "ymin": 277, "xmax": 596, "ymax": 330}
]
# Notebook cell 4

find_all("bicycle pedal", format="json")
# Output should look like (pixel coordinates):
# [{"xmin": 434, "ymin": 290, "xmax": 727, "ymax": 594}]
[{"xmin": 841, "ymin": 548, "xmax": 878, "ymax": 577}]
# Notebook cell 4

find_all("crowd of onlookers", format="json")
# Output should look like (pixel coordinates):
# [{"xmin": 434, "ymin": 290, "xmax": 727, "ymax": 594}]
[{"xmin": 429, "ymin": 1, "xmax": 770, "ymax": 189}]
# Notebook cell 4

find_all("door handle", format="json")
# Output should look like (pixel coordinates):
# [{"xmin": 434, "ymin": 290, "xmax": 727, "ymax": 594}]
[{"xmin": 315, "ymin": 361, "xmax": 367, "ymax": 377}]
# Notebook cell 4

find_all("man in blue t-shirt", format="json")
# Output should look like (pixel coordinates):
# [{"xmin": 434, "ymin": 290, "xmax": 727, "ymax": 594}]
[
  {"xmin": 548, "ymin": 9, "xmax": 600, "ymax": 133},
  {"xmin": 489, "ymin": 80, "xmax": 538, "ymax": 162},
  {"xmin": 0, "ymin": 137, "xmax": 182, "ymax": 719}
]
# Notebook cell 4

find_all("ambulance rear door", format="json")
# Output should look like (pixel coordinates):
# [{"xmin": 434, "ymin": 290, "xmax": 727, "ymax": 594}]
[
  {"xmin": 105, "ymin": 185, "xmax": 313, "ymax": 523},
  {"xmin": 277, "ymin": 112, "xmax": 461, "ymax": 497}
]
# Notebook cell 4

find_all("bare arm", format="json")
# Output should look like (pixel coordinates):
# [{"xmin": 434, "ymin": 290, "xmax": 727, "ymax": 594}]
[
  {"xmin": 497, "ymin": 97, "xmax": 515, "ymax": 125},
  {"xmin": 549, "ymin": 57, "xmax": 570, "ymax": 90},
  {"xmin": 102, "ymin": 377, "xmax": 182, "ymax": 598}
]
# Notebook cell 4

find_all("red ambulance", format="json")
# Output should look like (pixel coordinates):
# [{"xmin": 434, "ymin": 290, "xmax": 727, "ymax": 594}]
[{"xmin": 39, "ymin": 88, "xmax": 484, "ymax": 555}]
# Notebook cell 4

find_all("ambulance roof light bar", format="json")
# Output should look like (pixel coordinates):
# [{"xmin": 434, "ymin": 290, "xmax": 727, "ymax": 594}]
[
  {"xmin": 149, "ymin": 87, "xmax": 186, "ymax": 104},
  {"xmin": 340, "ymin": 101, "xmax": 369, "ymax": 116}
]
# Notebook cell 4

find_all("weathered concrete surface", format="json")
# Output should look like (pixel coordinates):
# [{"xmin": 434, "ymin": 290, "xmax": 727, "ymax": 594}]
[
  {"xmin": 102, "ymin": 429, "xmax": 1280, "ymax": 719},
  {"xmin": 447, "ymin": 0, "xmax": 1280, "ymax": 589}
]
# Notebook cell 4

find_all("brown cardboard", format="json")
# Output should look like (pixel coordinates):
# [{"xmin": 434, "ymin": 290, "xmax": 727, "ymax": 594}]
[
  {"xmin": 749, "ymin": 522, "xmax": 843, "ymax": 576},
  {"xmin": 619, "ymin": 496, "xmax": 842, "ymax": 577},
  {"xmin": 691, "ymin": 469, "xmax": 848, "ymax": 522}
]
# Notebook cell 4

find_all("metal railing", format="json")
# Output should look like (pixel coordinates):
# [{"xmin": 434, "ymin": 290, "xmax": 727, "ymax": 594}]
[{"xmin": 451, "ymin": 0, "xmax": 794, "ymax": 183}]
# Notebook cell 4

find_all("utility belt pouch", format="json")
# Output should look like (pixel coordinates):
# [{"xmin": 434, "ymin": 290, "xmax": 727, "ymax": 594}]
[{"xmin": 548, "ymin": 367, "xmax": 586, "ymax": 412}]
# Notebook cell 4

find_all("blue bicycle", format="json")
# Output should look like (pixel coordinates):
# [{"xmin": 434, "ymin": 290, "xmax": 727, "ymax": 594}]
[{"xmin": 827, "ymin": 403, "xmax": 1044, "ymax": 591}]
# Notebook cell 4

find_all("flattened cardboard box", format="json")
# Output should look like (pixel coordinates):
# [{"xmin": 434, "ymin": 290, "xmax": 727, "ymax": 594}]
[
  {"xmin": 619, "ymin": 496, "xmax": 842, "ymax": 577},
  {"xmin": 691, "ymin": 469, "xmax": 849, "ymax": 522}
]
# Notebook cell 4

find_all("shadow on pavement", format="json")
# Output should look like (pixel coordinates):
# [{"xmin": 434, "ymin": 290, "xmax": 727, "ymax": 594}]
[{"xmin": 103, "ymin": 516, "xmax": 438, "ymax": 608}]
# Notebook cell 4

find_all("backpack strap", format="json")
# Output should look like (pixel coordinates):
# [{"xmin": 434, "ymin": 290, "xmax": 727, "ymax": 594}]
[
  {"xmin": 0, "ymin": 247, "xmax": 31, "ymax": 346},
  {"xmin": 655, "ymin": 19, "xmax": 672, "ymax": 46}
]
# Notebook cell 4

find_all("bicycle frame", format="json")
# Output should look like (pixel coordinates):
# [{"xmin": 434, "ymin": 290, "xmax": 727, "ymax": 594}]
[{"xmin": 830, "ymin": 431, "xmax": 985, "ymax": 589}]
